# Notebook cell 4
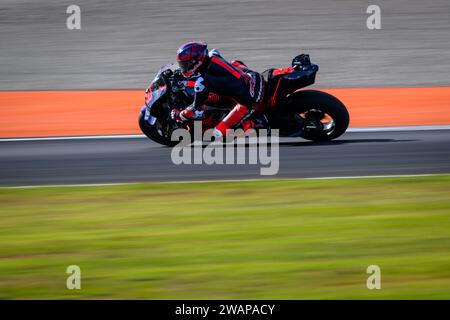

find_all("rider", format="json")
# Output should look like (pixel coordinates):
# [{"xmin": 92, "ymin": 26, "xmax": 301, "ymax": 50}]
[{"xmin": 171, "ymin": 42, "xmax": 266, "ymax": 137}]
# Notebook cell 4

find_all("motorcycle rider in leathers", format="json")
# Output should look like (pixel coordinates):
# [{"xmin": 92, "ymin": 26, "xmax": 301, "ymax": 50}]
[{"xmin": 171, "ymin": 42, "xmax": 266, "ymax": 137}]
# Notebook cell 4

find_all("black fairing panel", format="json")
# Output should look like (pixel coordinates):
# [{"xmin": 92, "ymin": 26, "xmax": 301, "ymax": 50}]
[{"xmin": 264, "ymin": 64, "xmax": 319, "ymax": 108}]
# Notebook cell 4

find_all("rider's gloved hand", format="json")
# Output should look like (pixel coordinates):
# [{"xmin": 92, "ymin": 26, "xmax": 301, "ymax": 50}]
[
  {"xmin": 171, "ymin": 109, "xmax": 183, "ymax": 122},
  {"xmin": 171, "ymin": 107, "xmax": 203, "ymax": 122}
]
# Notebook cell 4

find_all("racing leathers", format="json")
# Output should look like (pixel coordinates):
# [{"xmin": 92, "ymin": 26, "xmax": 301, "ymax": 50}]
[{"xmin": 172, "ymin": 52, "xmax": 266, "ymax": 136}]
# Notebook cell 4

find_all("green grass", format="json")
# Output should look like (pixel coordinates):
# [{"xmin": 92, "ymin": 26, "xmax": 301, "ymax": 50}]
[{"xmin": 0, "ymin": 176, "xmax": 450, "ymax": 299}]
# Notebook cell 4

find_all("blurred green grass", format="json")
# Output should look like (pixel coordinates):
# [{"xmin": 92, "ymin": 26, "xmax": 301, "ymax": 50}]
[{"xmin": 0, "ymin": 176, "xmax": 449, "ymax": 299}]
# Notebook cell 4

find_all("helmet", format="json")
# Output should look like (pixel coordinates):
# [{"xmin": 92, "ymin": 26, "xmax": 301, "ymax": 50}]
[{"xmin": 176, "ymin": 42, "xmax": 208, "ymax": 77}]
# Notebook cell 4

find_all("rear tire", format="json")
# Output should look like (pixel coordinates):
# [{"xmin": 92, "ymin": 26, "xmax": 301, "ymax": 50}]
[{"xmin": 288, "ymin": 90, "xmax": 350, "ymax": 141}]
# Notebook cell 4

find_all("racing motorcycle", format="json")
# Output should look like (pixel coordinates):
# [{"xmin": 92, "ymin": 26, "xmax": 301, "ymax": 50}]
[{"xmin": 138, "ymin": 54, "xmax": 349, "ymax": 146}]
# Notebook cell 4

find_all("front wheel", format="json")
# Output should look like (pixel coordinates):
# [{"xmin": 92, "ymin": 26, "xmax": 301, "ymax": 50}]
[
  {"xmin": 287, "ymin": 90, "xmax": 350, "ymax": 141},
  {"xmin": 138, "ymin": 110, "xmax": 177, "ymax": 146}
]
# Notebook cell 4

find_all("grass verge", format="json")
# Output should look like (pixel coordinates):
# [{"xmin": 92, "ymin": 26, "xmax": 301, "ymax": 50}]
[{"xmin": 0, "ymin": 176, "xmax": 449, "ymax": 299}]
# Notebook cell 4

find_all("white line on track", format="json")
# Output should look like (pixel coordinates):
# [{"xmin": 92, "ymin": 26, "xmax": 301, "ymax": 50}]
[
  {"xmin": 1, "ymin": 125, "xmax": 450, "ymax": 142},
  {"xmin": 2, "ymin": 173, "xmax": 448, "ymax": 189},
  {"xmin": 0, "ymin": 134, "xmax": 145, "ymax": 142},
  {"xmin": 347, "ymin": 125, "xmax": 450, "ymax": 132}
]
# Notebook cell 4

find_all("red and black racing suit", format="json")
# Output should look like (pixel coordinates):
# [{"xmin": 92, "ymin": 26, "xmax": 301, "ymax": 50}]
[{"xmin": 190, "ymin": 54, "xmax": 265, "ymax": 135}]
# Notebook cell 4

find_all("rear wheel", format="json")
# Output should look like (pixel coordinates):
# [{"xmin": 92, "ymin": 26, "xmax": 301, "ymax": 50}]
[{"xmin": 287, "ymin": 90, "xmax": 350, "ymax": 141}]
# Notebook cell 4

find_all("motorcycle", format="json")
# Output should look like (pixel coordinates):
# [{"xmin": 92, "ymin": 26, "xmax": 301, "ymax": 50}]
[{"xmin": 138, "ymin": 54, "xmax": 349, "ymax": 146}]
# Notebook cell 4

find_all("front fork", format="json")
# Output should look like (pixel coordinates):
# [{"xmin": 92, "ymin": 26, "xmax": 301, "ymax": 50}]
[{"xmin": 141, "ymin": 106, "xmax": 157, "ymax": 126}]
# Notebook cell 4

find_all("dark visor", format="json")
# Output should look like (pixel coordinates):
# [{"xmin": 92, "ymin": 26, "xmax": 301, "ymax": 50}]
[{"xmin": 177, "ymin": 60, "xmax": 195, "ymax": 73}]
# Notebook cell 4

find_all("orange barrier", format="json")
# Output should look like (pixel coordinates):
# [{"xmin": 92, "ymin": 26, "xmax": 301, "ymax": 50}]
[
  {"xmin": 0, "ymin": 87, "xmax": 449, "ymax": 138},
  {"xmin": 323, "ymin": 87, "xmax": 450, "ymax": 127},
  {"xmin": 0, "ymin": 91, "xmax": 142, "ymax": 138}
]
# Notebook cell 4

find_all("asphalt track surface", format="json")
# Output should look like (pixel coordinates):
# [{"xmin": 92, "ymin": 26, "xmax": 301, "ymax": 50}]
[
  {"xmin": 1, "ymin": 129, "xmax": 449, "ymax": 186},
  {"xmin": 1, "ymin": 0, "xmax": 450, "ymax": 90},
  {"xmin": 1, "ymin": 1, "xmax": 449, "ymax": 186}
]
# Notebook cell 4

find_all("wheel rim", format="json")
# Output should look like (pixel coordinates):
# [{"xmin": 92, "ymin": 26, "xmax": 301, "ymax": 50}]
[{"xmin": 299, "ymin": 108, "xmax": 336, "ymax": 137}]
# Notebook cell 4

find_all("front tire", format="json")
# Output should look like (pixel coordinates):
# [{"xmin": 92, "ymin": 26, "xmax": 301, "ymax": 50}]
[
  {"xmin": 288, "ymin": 90, "xmax": 350, "ymax": 141},
  {"xmin": 138, "ymin": 111, "xmax": 176, "ymax": 146}
]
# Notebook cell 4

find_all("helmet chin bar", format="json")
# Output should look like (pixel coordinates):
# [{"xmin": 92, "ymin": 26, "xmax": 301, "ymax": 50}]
[{"xmin": 182, "ymin": 60, "xmax": 203, "ymax": 78}]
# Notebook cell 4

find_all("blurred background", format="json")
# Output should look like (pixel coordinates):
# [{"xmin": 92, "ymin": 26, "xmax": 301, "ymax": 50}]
[{"xmin": 1, "ymin": 0, "xmax": 449, "ymax": 90}]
